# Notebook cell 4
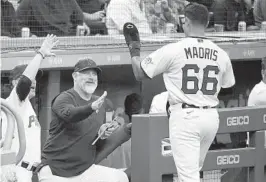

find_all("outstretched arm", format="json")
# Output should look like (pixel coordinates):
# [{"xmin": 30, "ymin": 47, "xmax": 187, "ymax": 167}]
[
  {"xmin": 123, "ymin": 23, "xmax": 174, "ymax": 81},
  {"xmin": 22, "ymin": 34, "xmax": 58, "ymax": 81},
  {"xmin": 16, "ymin": 34, "xmax": 59, "ymax": 101},
  {"xmin": 131, "ymin": 56, "xmax": 149, "ymax": 81},
  {"xmin": 122, "ymin": 23, "xmax": 148, "ymax": 81}
]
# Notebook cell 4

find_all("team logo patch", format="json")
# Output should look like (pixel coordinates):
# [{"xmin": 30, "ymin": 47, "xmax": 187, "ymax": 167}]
[
  {"xmin": 126, "ymin": 24, "xmax": 134, "ymax": 29},
  {"xmin": 143, "ymin": 57, "xmax": 153, "ymax": 65},
  {"xmin": 28, "ymin": 115, "xmax": 40, "ymax": 128}
]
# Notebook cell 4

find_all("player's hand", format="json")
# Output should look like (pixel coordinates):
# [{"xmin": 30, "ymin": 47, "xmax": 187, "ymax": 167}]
[
  {"xmin": 92, "ymin": 11, "xmax": 106, "ymax": 21},
  {"xmin": 112, "ymin": 116, "xmax": 125, "ymax": 126},
  {"xmin": 98, "ymin": 123, "xmax": 112, "ymax": 139},
  {"xmin": 91, "ymin": 91, "xmax": 107, "ymax": 111},
  {"xmin": 98, "ymin": 122, "xmax": 119, "ymax": 139},
  {"xmin": 39, "ymin": 34, "xmax": 59, "ymax": 57},
  {"xmin": 114, "ymin": 107, "xmax": 125, "ymax": 118},
  {"xmin": 123, "ymin": 23, "xmax": 141, "ymax": 57},
  {"xmin": 123, "ymin": 123, "xmax": 132, "ymax": 135},
  {"xmin": 175, "ymin": 0, "xmax": 189, "ymax": 6},
  {"xmin": 83, "ymin": 23, "xmax": 91, "ymax": 36}
]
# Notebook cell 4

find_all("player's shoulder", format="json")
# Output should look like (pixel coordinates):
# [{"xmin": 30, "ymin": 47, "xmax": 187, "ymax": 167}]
[
  {"xmin": 158, "ymin": 91, "xmax": 168, "ymax": 100},
  {"xmin": 160, "ymin": 42, "xmax": 183, "ymax": 54},
  {"xmin": 108, "ymin": 0, "xmax": 126, "ymax": 6},
  {"xmin": 248, "ymin": 81, "xmax": 266, "ymax": 106},
  {"xmin": 171, "ymin": 39, "xmax": 188, "ymax": 47},
  {"xmin": 251, "ymin": 81, "xmax": 266, "ymax": 93},
  {"xmin": 6, "ymin": 88, "xmax": 23, "ymax": 104},
  {"xmin": 208, "ymin": 41, "xmax": 229, "ymax": 57},
  {"xmin": 152, "ymin": 92, "xmax": 168, "ymax": 103}
]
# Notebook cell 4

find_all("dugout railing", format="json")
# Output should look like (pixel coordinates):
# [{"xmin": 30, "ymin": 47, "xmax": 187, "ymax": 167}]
[
  {"xmin": 131, "ymin": 106, "xmax": 266, "ymax": 182},
  {"xmin": 1, "ymin": 98, "xmax": 26, "ymax": 166}
]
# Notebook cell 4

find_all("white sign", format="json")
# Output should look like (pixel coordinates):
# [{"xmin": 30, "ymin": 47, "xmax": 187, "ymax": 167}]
[
  {"xmin": 217, "ymin": 155, "xmax": 240, "ymax": 165},
  {"xmin": 227, "ymin": 116, "xmax": 249, "ymax": 126},
  {"xmin": 48, "ymin": 57, "xmax": 63, "ymax": 66}
]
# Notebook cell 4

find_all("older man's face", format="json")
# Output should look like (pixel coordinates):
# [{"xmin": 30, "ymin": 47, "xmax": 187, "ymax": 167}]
[{"xmin": 74, "ymin": 69, "xmax": 98, "ymax": 94}]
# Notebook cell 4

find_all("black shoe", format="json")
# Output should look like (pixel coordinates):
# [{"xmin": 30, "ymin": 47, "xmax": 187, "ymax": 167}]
[{"xmin": 123, "ymin": 23, "xmax": 141, "ymax": 57}]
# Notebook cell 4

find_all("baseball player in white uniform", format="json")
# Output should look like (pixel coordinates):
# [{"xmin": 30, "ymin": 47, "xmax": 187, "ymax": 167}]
[
  {"xmin": 149, "ymin": 91, "xmax": 169, "ymax": 114},
  {"xmin": 1, "ymin": 35, "xmax": 58, "ymax": 182},
  {"xmin": 247, "ymin": 57, "xmax": 266, "ymax": 146},
  {"xmin": 123, "ymin": 3, "xmax": 235, "ymax": 182}
]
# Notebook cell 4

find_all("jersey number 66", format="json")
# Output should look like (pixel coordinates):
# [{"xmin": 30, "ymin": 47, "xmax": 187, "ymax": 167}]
[{"xmin": 181, "ymin": 64, "xmax": 219, "ymax": 95}]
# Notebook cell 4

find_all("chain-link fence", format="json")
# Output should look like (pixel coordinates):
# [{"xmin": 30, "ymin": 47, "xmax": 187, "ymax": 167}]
[{"xmin": 1, "ymin": 0, "xmax": 266, "ymax": 39}]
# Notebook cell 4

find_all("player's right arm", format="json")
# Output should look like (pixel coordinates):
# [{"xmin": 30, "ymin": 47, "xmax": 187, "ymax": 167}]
[
  {"xmin": 131, "ymin": 44, "xmax": 175, "ymax": 81},
  {"xmin": 220, "ymin": 53, "xmax": 235, "ymax": 88},
  {"xmin": 16, "ymin": 35, "xmax": 59, "ymax": 101}
]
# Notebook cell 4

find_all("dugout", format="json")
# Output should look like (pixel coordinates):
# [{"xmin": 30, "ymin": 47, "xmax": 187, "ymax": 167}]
[{"xmin": 1, "ymin": 34, "xmax": 266, "ymax": 181}]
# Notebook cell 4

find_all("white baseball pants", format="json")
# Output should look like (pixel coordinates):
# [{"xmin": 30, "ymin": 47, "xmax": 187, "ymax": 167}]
[
  {"xmin": 38, "ymin": 164, "xmax": 129, "ymax": 182},
  {"xmin": 169, "ymin": 105, "xmax": 219, "ymax": 182}
]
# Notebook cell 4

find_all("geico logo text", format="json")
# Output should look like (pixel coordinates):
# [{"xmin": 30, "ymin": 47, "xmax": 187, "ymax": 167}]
[
  {"xmin": 217, "ymin": 155, "xmax": 240, "ymax": 165},
  {"xmin": 227, "ymin": 116, "xmax": 249, "ymax": 126}
]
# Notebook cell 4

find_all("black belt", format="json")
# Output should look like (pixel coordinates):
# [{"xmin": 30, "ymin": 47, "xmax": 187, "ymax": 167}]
[
  {"xmin": 181, "ymin": 103, "xmax": 215, "ymax": 109},
  {"xmin": 21, "ymin": 161, "xmax": 46, "ymax": 173}
]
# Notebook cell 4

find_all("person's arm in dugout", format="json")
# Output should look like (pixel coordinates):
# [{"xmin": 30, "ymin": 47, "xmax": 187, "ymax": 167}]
[
  {"xmin": 94, "ymin": 123, "xmax": 132, "ymax": 163},
  {"xmin": 16, "ymin": 35, "xmax": 58, "ymax": 101},
  {"xmin": 253, "ymin": 0, "xmax": 263, "ymax": 27},
  {"xmin": 52, "ymin": 93, "xmax": 94, "ymax": 123}
]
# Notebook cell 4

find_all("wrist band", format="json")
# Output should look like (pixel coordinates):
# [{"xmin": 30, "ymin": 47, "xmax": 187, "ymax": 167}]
[{"xmin": 36, "ymin": 50, "xmax": 45, "ymax": 59}]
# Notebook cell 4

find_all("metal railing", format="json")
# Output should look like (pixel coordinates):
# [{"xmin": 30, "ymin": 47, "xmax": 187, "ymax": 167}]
[
  {"xmin": 131, "ymin": 106, "xmax": 266, "ymax": 182},
  {"xmin": 1, "ymin": 98, "xmax": 26, "ymax": 166}
]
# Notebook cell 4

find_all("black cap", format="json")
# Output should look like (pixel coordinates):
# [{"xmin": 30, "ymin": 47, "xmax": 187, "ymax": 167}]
[
  {"xmin": 74, "ymin": 58, "xmax": 102, "ymax": 75},
  {"xmin": 10, "ymin": 64, "xmax": 43, "ymax": 81},
  {"xmin": 124, "ymin": 93, "xmax": 143, "ymax": 116}
]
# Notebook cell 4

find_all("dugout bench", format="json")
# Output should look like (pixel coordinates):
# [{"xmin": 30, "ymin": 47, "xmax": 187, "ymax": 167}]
[{"xmin": 131, "ymin": 107, "xmax": 266, "ymax": 182}]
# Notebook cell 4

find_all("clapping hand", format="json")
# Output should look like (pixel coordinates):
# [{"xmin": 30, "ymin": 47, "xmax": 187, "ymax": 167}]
[{"xmin": 91, "ymin": 91, "xmax": 107, "ymax": 113}]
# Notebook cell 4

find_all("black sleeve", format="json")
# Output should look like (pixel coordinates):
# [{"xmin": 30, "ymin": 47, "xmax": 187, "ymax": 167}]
[
  {"xmin": 16, "ymin": 0, "xmax": 30, "ymax": 29},
  {"xmin": 219, "ymin": 87, "xmax": 234, "ymax": 96},
  {"xmin": 94, "ymin": 125, "xmax": 131, "ymax": 164},
  {"xmin": 8, "ymin": 2, "xmax": 21, "ymax": 37},
  {"xmin": 212, "ymin": 1, "xmax": 227, "ymax": 27},
  {"xmin": 70, "ymin": 0, "xmax": 84, "ymax": 26},
  {"xmin": 16, "ymin": 75, "xmax": 32, "ymax": 101},
  {"xmin": 52, "ymin": 92, "xmax": 94, "ymax": 123}
]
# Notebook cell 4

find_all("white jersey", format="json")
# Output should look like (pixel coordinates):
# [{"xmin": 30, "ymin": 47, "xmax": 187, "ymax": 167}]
[
  {"xmin": 141, "ymin": 37, "xmax": 235, "ymax": 107},
  {"xmin": 149, "ymin": 92, "xmax": 168, "ymax": 114},
  {"xmin": 1, "ymin": 87, "xmax": 41, "ymax": 164},
  {"xmin": 247, "ymin": 81, "xmax": 266, "ymax": 147},
  {"xmin": 248, "ymin": 81, "xmax": 266, "ymax": 106}
]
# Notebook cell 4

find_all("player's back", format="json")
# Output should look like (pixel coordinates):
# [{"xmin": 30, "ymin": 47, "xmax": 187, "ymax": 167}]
[{"xmin": 165, "ymin": 37, "xmax": 235, "ymax": 107}]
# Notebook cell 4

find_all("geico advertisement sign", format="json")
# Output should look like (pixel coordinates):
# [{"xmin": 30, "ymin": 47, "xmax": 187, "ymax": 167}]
[
  {"xmin": 227, "ymin": 116, "xmax": 249, "ymax": 126},
  {"xmin": 217, "ymin": 155, "xmax": 240, "ymax": 165}
]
